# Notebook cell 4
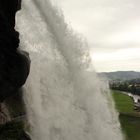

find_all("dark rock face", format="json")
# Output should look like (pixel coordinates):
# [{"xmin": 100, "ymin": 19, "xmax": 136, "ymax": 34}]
[
  {"xmin": 0, "ymin": 0, "xmax": 30, "ymax": 102},
  {"xmin": 0, "ymin": 0, "xmax": 21, "ymax": 28},
  {"xmin": 0, "ymin": 1, "xmax": 31, "ymax": 139},
  {"xmin": 1, "ymin": 51, "xmax": 30, "ymax": 100},
  {"xmin": 0, "ymin": 50, "xmax": 30, "ymax": 102}
]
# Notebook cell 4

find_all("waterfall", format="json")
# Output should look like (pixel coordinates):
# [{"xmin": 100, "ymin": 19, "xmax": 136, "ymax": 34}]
[{"xmin": 17, "ymin": 0, "xmax": 123, "ymax": 140}]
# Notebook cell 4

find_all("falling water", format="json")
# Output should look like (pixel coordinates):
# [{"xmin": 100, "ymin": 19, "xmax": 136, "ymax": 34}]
[{"xmin": 17, "ymin": 0, "xmax": 123, "ymax": 140}]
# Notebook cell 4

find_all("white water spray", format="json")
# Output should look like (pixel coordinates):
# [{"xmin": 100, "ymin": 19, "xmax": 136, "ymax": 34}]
[{"xmin": 17, "ymin": 0, "xmax": 123, "ymax": 140}]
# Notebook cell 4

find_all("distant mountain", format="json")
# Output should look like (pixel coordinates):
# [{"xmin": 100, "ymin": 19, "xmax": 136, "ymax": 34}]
[{"xmin": 98, "ymin": 71, "xmax": 140, "ymax": 81}]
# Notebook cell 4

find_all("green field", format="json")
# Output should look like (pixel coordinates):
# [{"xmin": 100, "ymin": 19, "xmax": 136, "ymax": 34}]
[{"xmin": 112, "ymin": 90, "xmax": 140, "ymax": 140}]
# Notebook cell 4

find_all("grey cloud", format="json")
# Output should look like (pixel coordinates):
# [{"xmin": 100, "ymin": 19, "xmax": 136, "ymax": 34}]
[{"xmin": 55, "ymin": 0, "xmax": 140, "ymax": 71}]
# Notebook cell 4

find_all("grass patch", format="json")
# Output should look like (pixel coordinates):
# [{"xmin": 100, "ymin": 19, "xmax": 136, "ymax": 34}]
[
  {"xmin": 112, "ymin": 90, "xmax": 140, "ymax": 140},
  {"xmin": 112, "ymin": 90, "xmax": 136, "ymax": 115},
  {"xmin": 120, "ymin": 114, "xmax": 140, "ymax": 140}
]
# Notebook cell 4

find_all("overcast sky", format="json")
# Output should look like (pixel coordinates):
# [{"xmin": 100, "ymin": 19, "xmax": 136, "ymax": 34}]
[{"xmin": 55, "ymin": 0, "xmax": 140, "ymax": 72}]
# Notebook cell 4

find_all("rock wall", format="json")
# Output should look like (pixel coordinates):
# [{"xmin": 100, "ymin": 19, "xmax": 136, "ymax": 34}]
[
  {"xmin": 0, "ymin": 0, "xmax": 30, "ymax": 107},
  {"xmin": 0, "ymin": 0, "xmax": 31, "ymax": 139}
]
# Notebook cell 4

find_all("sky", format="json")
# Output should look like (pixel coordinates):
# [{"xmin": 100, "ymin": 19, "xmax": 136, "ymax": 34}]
[{"xmin": 55, "ymin": 0, "xmax": 140, "ymax": 72}]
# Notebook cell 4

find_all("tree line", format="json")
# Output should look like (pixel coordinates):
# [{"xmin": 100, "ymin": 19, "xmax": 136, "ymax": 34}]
[{"xmin": 110, "ymin": 78, "xmax": 140, "ymax": 95}]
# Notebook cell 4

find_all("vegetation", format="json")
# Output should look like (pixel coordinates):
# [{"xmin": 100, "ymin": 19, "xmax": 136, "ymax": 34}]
[
  {"xmin": 112, "ymin": 90, "xmax": 140, "ymax": 140},
  {"xmin": 120, "ymin": 115, "xmax": 140, "ymax": 140},
  {"xmin": 110, "ymin": 78, "xmax": 140, "ymax": 95},
  {"xmin": 0, "ymin": 121, "xmax": 24, "ymax": 140},
  {"xmin": 0, "ymin": 91, "xmax": 30, "ymax": 140},
  {"xmin": 112, "ymin": 90, "xmax": 135, "ymax": 114}
]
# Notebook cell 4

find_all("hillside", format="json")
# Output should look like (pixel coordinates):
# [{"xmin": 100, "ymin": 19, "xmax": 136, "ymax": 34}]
[{"xmin": 98, "ymin": 71, "xmax": 140, "ymax": 81}]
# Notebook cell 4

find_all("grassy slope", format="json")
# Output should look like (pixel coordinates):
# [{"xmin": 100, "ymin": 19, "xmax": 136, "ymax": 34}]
[{"xmin": 112, "ymin": 90, "xmax": 140, "ymax": 140}]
